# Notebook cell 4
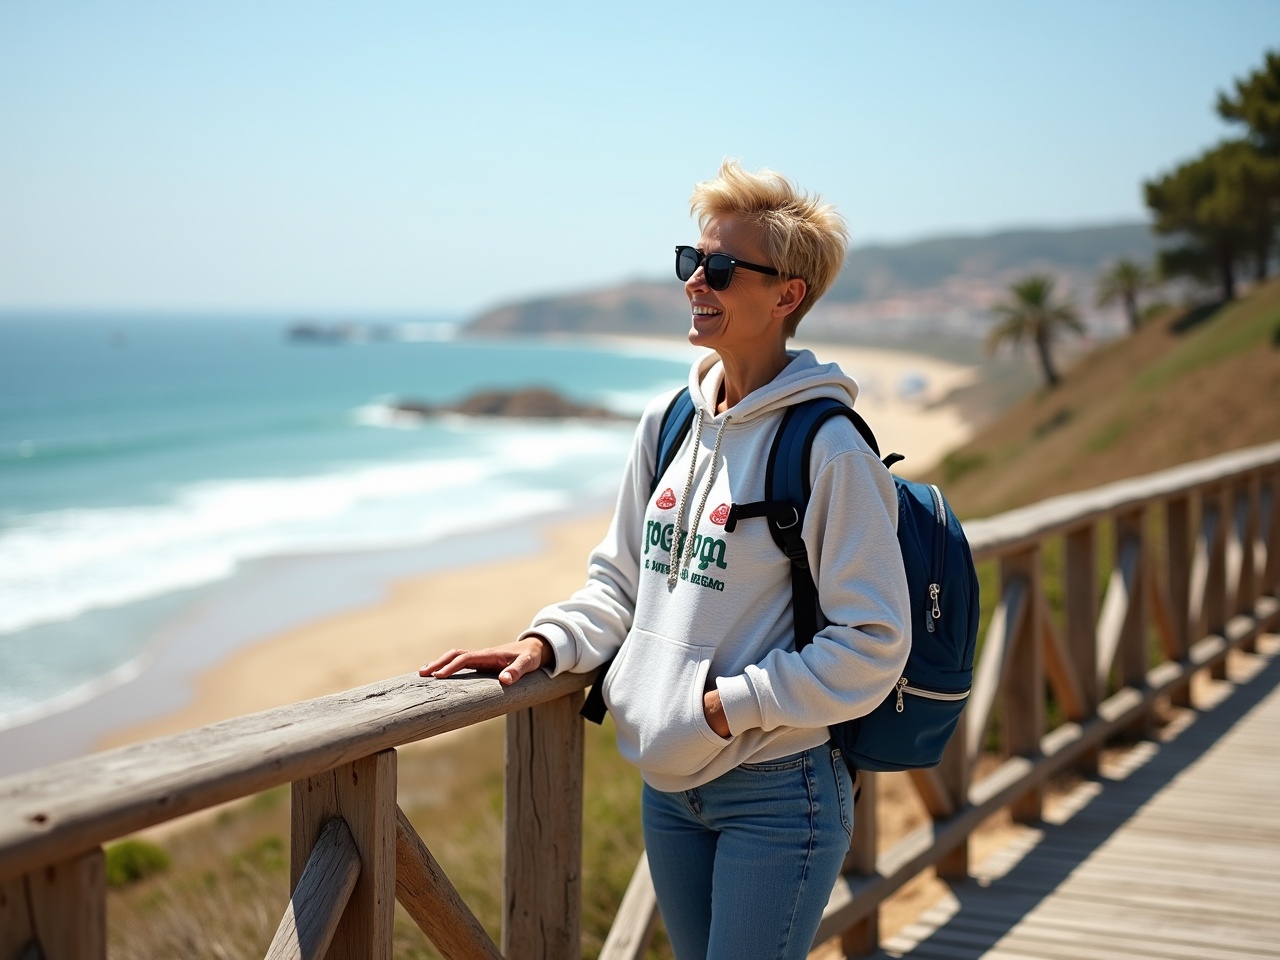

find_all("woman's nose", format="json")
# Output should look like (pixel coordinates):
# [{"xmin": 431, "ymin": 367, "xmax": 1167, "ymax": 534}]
[{"xmin": 684, "ymin": 266, "xmax": 709, "ymax": 294}]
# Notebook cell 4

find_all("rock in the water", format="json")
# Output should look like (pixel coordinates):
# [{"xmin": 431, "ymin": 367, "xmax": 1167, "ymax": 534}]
[{"xmin": 391, "ymin": 387, "xmax": 627, "ymax": 421}]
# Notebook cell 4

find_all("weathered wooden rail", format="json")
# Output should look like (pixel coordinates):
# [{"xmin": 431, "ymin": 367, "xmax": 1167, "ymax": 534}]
[{"xmin": 1, "ymin": 440, "xmax": 1278, "ymax": 960}]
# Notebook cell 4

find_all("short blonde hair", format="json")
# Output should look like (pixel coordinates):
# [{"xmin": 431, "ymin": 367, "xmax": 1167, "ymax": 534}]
[{"xmin": 690, "ymin": 160, "xmax": 848, "ymax": 335}]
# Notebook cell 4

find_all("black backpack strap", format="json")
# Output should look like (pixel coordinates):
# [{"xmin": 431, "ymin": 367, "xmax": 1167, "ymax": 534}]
[
  {"xmin": 771, "ymin": 399, "xmax": 857, "ymax": 649},
  {"xmin": 728, "ymin": 398, "xmax": 888, "ymax": 651},
  {"xmin": 581, "ymin": 388, "xmax": 696, "ymax": 724}
]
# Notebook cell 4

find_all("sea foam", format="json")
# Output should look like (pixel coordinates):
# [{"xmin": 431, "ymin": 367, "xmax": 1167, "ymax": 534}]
[{"xmin": 0, "ymin": 422, "xmax": 631, "ymax": 637}]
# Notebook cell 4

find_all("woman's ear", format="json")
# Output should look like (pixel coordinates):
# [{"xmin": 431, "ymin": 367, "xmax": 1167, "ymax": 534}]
[{"xmin": 772, "ymin": 278, "xmax": 808, "ymax": 320}]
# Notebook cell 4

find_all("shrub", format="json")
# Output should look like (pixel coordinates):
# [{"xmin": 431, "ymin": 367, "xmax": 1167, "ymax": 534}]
[
  {"xmin": 941, "ymin": 450, "xmax": 988, "ymax": 483},
  {"xmin": 106, "ymin": 839, "xmax": 170, "ymax": 888}
]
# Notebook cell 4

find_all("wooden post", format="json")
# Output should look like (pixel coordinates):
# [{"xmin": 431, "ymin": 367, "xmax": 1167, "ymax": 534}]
[
  {"xmin": 504, "ymin": 691, "xmax": 584, "ymax": 960},
  {"xmin": 0, "ymin": 850, "xmax": 105, "ymax": 960},
  {"xmin": 1064, "ymin": 523, "xmax": 1100, "ymax": 772},
  {"xmin": 1223, "ymin": 480, "xmax": 1245, "ymax": 626},
  {"xmin": 268, "ymin": 819, "xmax": 362, "ymax": 960},
  {"xmin": 597, "ymin": 854, "xmax": 659, "ymax": 960},
  {"xmin": 935, "ymin": 724, "xmax": 969, "ymax": 880},
  {"xmin": 1188, "ymin": 489, "xmax": 1210, "ymax": 648},
  {"xmin": 1235, "ymin": 475, "xmax": 1261, "ymax": 655},
  {"xmin": 1115, "ymin": 509, "xmax": 1150, "ymax": 738},
  {"xmin": 1264, "ymin": 467, "xmax": 1280, "ymax": 594},
  {"xmin": 966, "ymin": 577, "xmax": 1027, "ymax": 769},
  {"xmin": 395, "ymin": 807, "xmax": 504, "ymax": 960},
  {"xmin": 1001, "ymin": 548, "xmax": 1043, "ymax": 823},
  {"xmin": 1164, "ymin": 495, "xmax": 1193, "ymax": 707},
  {"xmin": 842, "ymin": 771, "xmax": 878, "ymax": 957},
  {"xmin": 1239, "ymin": 474, "xmax": 1260, "ymax": 612},
  {"xmin": 1205, "ymin": 487, "xmax": 1229, "ymax": 680},
  {"xmin": 290, "ymin": 750, "xmax": 397, "ymax": 960}
]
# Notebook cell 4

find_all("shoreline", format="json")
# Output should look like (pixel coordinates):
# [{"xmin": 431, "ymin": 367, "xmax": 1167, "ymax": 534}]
[
  {"xmin": 3, "ymin": 338, "xmax": 981, "ymax": 773},
  {"xmin": 95, "ymin": 509, "xmax": 616, "ymax": 751},
  {"xmin": 0, "ymin": 508, "xmax": 595, "ymax": 777}
]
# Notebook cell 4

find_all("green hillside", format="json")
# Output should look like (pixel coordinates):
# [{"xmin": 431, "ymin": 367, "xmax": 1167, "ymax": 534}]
[{"xmin": 929, "ymin": 278, "xmax": 1280, "ymax": 520}]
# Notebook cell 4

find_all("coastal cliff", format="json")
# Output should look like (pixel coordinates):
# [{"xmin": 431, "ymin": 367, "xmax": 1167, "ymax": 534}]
[{"xmin": 464, "ymin": 222, "xmax": 1156, "ymax": 345}]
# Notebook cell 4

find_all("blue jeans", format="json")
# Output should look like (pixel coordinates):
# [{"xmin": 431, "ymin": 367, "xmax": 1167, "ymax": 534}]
[{"xmin": 641, "ymin": 744, "xmax": 855, "ymax": 960}]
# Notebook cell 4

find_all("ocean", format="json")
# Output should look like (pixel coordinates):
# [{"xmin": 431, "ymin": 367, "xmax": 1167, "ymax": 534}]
[{"xmin": 0, "ymin": 312, "xmax": 693, "ymax": 770}]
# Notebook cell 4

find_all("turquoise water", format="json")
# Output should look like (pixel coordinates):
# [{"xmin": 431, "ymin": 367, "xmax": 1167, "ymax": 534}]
[{"xmin": 0, "ymin": 312, "xmax": 691, "ymax": 733}]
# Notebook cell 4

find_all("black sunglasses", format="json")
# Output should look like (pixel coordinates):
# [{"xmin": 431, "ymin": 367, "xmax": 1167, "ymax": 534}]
[{"xmin": 675, "ymin": 245, "xmax": 778, "ymax": 291}]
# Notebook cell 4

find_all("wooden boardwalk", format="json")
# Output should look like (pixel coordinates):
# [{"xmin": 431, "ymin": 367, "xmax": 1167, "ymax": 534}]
[{"xmin": 873, "ymin": 637, "xmax": 1280, "ymax": 960}]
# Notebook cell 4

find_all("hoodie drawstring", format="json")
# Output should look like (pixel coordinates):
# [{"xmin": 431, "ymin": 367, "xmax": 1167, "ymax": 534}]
[{"xmin": 668, "ymin": 409, "xmax": 729, "ymax": 589}]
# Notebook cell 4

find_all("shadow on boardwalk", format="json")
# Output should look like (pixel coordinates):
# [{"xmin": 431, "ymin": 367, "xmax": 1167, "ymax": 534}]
[{"xmin": 875, "ymin": 636, "xmax": 1280, "ymax": 960}]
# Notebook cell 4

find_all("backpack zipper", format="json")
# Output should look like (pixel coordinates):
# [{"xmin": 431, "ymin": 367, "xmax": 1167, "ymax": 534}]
[
  {"xmin": 925, "ymin": 484, "xmax": 946, "ymax": 632},
  {"xmin": 894, "ymin": 677, "xmax": 971, "ymax": 712}
]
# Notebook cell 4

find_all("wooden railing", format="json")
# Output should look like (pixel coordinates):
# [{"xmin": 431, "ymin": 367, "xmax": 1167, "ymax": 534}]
[{"xmin": 2, "ymin": 441, "xmax": 1278, "ymax": 960}]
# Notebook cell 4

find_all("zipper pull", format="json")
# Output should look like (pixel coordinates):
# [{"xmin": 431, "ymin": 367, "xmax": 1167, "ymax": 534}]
[
  {"xmin": 929, "ymin": 583, "xmax": 941, "ymax": 624},
  {"xmin": 895, "ymin": 677, "xmax": 908, "ymax": 713}
]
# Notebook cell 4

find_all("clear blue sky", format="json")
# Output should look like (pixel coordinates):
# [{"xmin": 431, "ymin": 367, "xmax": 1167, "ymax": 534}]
[{"xmin": 0, "ymin": 1, "xmax": 1274, "ymax": 316}]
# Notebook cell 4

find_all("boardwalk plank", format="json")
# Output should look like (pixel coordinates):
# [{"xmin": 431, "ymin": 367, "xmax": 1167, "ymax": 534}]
[
  {"xmin": 1010, "ymin": 909, "xmax": 1280, "ymax": 951},
  {"xmin": 881, "ymin": 638, "xmax": 1280, "ymax": 959},
  {"xmin": 992, "ymin": 930, "xmax": 1276, "ymax": 960},
  {"xmin": 996, "ymin": 862, "xmax": 1280, "ymax": 898},
  {"xmin": 884, "ymin": 908, "xmax": 1277, "ymax": 960},
  {"xmin": 921, "ymin": 911, "xmax": 1280, "ymax": 953},
  {"xmin": 1035, "ymin": 892, "xmax": 1280, "ymax": 931},
  {"xmin": 991, "ymin": 841, "xmax": 1278, "ymax": 871}
]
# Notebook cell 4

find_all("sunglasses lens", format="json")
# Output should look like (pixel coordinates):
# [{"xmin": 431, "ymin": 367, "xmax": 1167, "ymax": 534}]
[
  {"xmin": 704, "ymin": 254, "xmax": 733, "ymax": 290},
  {"xmin": 676, "ymin": 247, "xmax": 700, "ymax": 282}
]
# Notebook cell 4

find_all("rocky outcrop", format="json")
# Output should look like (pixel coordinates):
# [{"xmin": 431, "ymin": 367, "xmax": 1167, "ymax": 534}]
[
  {"xmin": 392, "ymin": 387, "xmax": 628, "ymax": 421},
  {"xmin": 287, "ymin": 321, "xmax": 394, "ymax": 342}
]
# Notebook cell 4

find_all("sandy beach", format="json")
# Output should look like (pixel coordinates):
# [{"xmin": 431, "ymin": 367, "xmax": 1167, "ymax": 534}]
[{"xmin": 99, "ymin": 341, "xmax": 979, "ymax": 751}]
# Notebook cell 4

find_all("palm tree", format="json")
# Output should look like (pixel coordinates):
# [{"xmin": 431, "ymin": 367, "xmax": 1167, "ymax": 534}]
[
  {"xmin": 1096, "ymin": 259, "xmax": 1154, "ymax": 333},
  {"xmin": 986, "ymin": 275, "xmax": 1085, "ymax": 388}
]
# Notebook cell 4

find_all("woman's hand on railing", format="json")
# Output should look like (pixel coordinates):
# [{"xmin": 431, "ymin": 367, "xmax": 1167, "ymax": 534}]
[{"xmin": 420, "ymin": 636, "xmax": 555, "ymax": 686}]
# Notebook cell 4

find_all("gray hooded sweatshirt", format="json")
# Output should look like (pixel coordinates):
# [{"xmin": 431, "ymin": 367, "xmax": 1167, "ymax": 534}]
[{"xmin": 525, "ymin": 349, "xmax": 911, "ymax": 792}]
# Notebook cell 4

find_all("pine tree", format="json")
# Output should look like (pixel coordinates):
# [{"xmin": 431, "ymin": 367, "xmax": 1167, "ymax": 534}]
[
  {"xmin": 1217, "ymin": 49, "xmax": 1280, "ymax": 155},
  {"xmin": 1217, "ymin": 50, "xmax": 1280, "ymax": 279},
  {"xmin": 1144, "ymin": 51, "xmax": 1280, "ymax": 296}
]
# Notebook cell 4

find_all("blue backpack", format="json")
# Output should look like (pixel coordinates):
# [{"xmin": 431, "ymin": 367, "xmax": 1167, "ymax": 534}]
[{"xmin": 581, "ymin": 389, "xmax": 980, "ymax": 774}]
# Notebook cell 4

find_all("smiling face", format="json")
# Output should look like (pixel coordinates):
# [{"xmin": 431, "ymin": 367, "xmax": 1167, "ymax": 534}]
[{"xmin": 684, "ymin": 215, "xmax": 788, "ymax": 357}]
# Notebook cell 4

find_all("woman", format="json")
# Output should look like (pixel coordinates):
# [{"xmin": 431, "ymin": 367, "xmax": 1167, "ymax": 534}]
[{"xmin": 422, "ymin": 161, "xmax": 910, "ymax": 960}]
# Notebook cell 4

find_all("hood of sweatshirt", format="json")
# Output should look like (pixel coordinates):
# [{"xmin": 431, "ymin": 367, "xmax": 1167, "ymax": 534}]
[
  {"xmin": 687, "ymin": 348, "xmax": 859, "ymax": 425},
  {"xmin": 662, "ymin": 349, "xmax": 864, "ymax": 595}
]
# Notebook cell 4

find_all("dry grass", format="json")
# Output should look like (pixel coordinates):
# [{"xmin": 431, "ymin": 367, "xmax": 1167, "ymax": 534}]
[{"xmin": 931, "ymin": 278, "xmax": 1280, "ymax": 519}]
